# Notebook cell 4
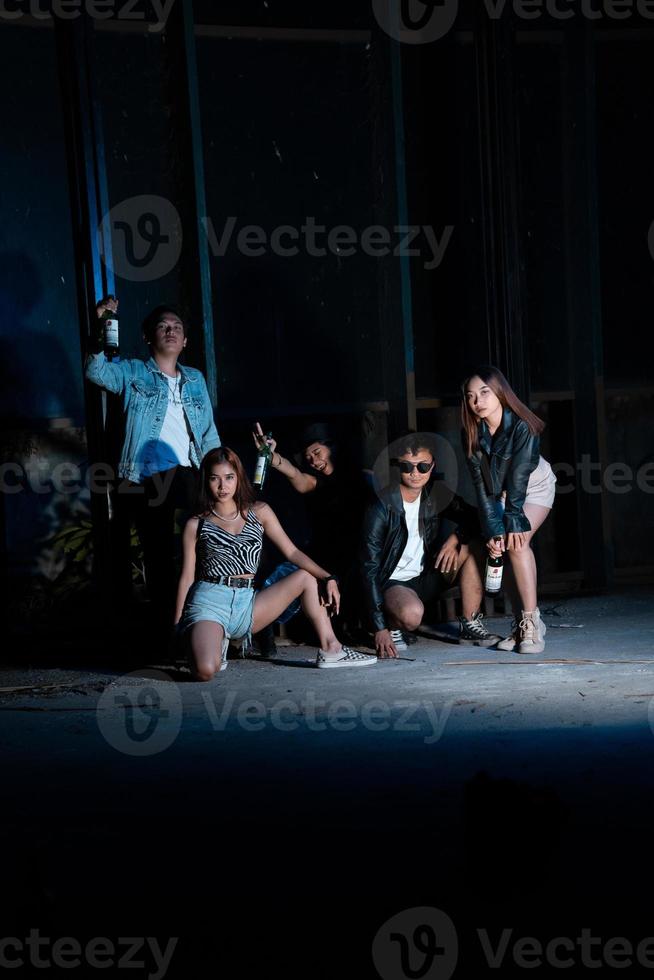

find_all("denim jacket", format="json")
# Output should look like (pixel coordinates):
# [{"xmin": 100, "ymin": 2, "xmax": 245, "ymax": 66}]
[
  {"xmin": 465, "ymin": 409, "xmax": 540, "ymax": 540},
  {"xmin": 85, "ymin": 352, "xmax": 220, "ymax": 483}
]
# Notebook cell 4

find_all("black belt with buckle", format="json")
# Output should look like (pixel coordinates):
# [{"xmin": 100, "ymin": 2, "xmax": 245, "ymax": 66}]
[{"xmin": 200, "ymin": 575, "xmax": 255, "ymax": 589}]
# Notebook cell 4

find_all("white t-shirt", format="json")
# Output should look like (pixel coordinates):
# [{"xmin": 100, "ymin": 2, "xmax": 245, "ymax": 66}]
[
  {"xmin": 156, "ymin": 373, "xmax": 191, "ymax": 469},
  {"xmin": 389, "ymin": 495, "xmax": 424, "ymax": 582}
]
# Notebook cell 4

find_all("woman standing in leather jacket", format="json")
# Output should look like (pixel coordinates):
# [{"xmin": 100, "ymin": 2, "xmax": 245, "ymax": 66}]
[{"xmin": 461, "ymin": 366, "xmax": 556, "ymax": 654}]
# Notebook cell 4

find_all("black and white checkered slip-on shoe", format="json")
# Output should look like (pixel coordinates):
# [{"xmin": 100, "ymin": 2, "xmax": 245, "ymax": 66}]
[{"xmin": 315, "ymin": 646, "xmax": 377, "ymax": 668}]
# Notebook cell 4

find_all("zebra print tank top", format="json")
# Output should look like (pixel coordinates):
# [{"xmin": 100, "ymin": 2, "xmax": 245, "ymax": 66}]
[{"xmin": 196, "ymin": 510, "xmax": 264, "ymax": 578}]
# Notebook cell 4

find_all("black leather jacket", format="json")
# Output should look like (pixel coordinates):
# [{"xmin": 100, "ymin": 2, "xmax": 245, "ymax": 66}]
[
  {"xmin": 465, "ymin": 408, "xmax": 540, "ymax": 540},
  {"xmin": 360, "ymin": 482, "xmax": 479, "ymax": 632}
]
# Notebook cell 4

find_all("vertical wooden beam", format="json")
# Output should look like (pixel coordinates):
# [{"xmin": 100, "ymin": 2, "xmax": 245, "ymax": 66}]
[
  {"xmin": 371, "ymin": 11, "xmax": 416, "ymax": 437},
  {"xmin": 55, "ymin": 12, "xmax": 115, "ymax": 591},
  {"xmin": 474, "ymin": 11, "xmax": 529, "ymax": 398},
  {"xmin": 166, "ymin": 0, "xmax": 218, "ymax": 408},
  {"xmin": 390, "ymin": 29, "xmax": 417, "ymax": 431},
  {"xmin": 561, "ymin": 22, "xmax": 612, "ymax": 588},
  {"xmin": 55, "ymin": 19, "xmax": 114, "ymax": 321}
]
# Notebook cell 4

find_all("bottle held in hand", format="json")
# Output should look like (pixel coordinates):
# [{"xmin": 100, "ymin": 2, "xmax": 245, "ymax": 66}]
[
  {"xmin": 485, "ymin": 537, "xmax": 504, "ymax": 594},
  {"xmin": 253, "ymin": 431, "xmax": 273, "ymax": 490},
  {"xmin": 101, "ymin": 306, "xmax": 120, "ymax": 361}
]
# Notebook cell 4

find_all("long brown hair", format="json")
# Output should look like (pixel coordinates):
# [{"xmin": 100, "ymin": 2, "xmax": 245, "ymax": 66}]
[
  {"xmin": 461, "ymin": 365, "xmax": 545, "ymax": 457},
  {"xmin": 197, "ymin": 447, "xmax": 256, "ymax": 517}
]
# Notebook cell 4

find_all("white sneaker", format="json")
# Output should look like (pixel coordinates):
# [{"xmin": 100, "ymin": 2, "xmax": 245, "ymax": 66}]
[
  {"xmin": 517, "ymin": 609, "xmax": 546, "ymax": 654},
  {"xmin": 389, "ymin": 629, "xmax": 408, "ymax": 652},
  {"xmin": 316, "ymin": 646, "xmax": 377, "ymax": 668}
]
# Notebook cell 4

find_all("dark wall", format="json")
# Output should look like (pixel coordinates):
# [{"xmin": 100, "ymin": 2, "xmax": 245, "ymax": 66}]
[
  {"xmin": 403, "ymin": 37, "xmax": 489, "ymax": 398},
  {"xmin": 93, "ymin": 26, "xmax": 186, "ymax": 358},
  {"xmin": 0, "ymin": 23, "xmax": 87, "ymax": 591},
  {"xmin": 597, "ymin": 40, "xmax": 654, "ymax": 387},
  {"xmin": 404, "ymin": 17, "xmax": 654, "ymax": 582},
  {"xmin": 518, "ymin": 40, "xmax": 572, "ymax": 395},
  {"xmin": 0, "ymin": 26, "xmax": 82, "ymax": 424},
  {"xmin": 2, "ymin": 4, "xmax": 653, "ymax": 596},
  {"xmin": 197, "ymin": 36, "xmax": 384, "ymax": 420}
]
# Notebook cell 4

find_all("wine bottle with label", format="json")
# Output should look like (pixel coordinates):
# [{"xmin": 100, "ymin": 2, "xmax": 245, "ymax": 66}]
[
  {"xmin": 485, "ymin": 537, "xmax": 504, "ymax": 594},
  {"xmin": 101, "ymin": 307, "xmax": 120, "ymax": 361},
  {"xmin": 253, "ymin": 432, "xmax": 273, "ymax": 490}
]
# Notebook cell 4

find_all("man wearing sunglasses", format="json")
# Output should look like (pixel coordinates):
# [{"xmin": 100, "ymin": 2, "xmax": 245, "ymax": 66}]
[{"xmin": 361, "ymin": 435, "xmax": 501, "ymax": 658}]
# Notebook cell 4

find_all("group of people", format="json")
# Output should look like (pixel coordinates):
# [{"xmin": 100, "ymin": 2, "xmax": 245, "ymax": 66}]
[{"xmin": 86, "ymin": 297, "xmax": 556, "ymax": 681}]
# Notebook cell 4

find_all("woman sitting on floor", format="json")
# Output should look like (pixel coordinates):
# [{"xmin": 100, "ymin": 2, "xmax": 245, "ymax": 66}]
[{"xmin": 174, "ymin": 447, "xmax": 377, "ymax": 680}]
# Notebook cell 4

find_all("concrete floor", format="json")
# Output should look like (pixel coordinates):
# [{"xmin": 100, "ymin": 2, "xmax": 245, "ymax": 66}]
[{"xmin": 2, "ymin": 589, "xmax": 654, "ymax": 977}]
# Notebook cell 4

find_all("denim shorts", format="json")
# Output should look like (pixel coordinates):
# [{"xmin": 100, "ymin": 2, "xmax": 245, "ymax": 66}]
[{"xmin": 179, "ymin": 580, "xmax": 256, "ymax": 642}]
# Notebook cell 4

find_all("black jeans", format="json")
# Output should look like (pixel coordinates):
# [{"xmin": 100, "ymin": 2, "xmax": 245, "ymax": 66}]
[
  {"xmin": 384, "ymin": 568, "xmax": 455, "ymax": 606},
  {"xmin": 115, "ymin": 466, "xmax": 199, "ymax": 630}
]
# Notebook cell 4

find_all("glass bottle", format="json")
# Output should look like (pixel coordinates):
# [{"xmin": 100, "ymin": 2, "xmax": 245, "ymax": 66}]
[
  {"xmin": 485, "ymin": 538, "xmax": 504, "ymax": 594},
  {"xmin": 101, "ymin": 307, "xmax": 119, "ymax": 360},
  {"xmin": 253, "ymin": 432, "xmax": 273, "ymax": 490}
]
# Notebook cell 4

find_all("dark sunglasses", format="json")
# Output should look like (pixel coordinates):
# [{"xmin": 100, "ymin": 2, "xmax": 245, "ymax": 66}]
[{"xmin": 391, "ymin": 459, "xmax": 434, "ymax": 474}]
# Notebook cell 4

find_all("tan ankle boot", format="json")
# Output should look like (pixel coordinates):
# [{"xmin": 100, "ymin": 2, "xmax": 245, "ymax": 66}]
[
  {"xmin": 517, "ymin": 608, "xmax": 546, "ymax": 654},
  {"xmin": 497, "ymin": 621, "xmax": 520, "ymax": 651}
]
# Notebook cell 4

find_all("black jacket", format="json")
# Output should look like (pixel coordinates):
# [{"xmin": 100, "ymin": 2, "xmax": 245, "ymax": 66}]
[
  {"xmin": 465, "ymin": 408, "xmax": 540, "ymax": 540},
  {"xmin": 360, "ymin": 482, "xmax": 479, "ymax": 632}
]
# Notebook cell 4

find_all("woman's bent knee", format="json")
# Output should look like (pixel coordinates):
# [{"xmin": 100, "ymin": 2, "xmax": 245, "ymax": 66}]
[
  {"xmin": 298, "ymin": 569, "xmax": 315, "ymax": 589},
  {"xmin": 193, "ymin": 663, "xmax": 217, "ymax": 682}
]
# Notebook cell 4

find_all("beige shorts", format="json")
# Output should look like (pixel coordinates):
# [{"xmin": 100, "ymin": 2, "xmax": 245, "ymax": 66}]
[
  {"xmin": 525, "ymin": 456, "xmax": 556, "ymax": 509},
  {"xmin": 500, "ymin": 457, "xmax": 556, "ymax": 512}
]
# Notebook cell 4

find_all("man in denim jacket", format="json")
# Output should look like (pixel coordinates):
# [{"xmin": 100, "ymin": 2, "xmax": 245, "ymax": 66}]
[{"xmin": 86, "ymin": 296, "xmax": 220, "ymax": 630}]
